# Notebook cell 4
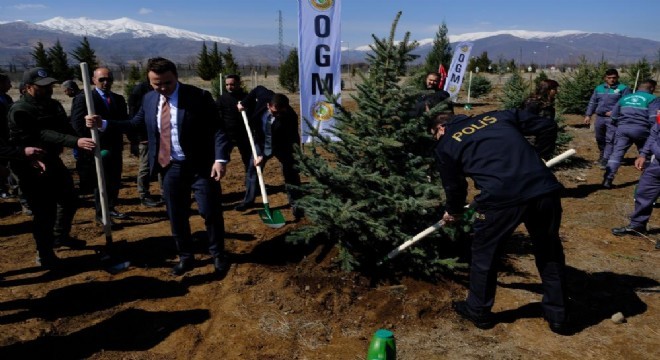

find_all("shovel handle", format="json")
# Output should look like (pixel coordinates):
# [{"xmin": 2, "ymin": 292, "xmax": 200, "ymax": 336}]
[
  {"xmin": 80, "ymin": 62, "xmax": 113, "ymax": 244},
  {"xmin": 385, "ymin": 221, "xmax": 445, "ymax": 261},
  {"xmin": 240, "ymin": 110, "xmax": 269, "ymax": 205},
  {"xmin": 545, "ymin": 148, "xmax": 576, "ymax": 168}
]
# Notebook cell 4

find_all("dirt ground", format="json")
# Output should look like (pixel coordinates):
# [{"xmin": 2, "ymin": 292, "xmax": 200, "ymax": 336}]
[{"xmin": 0, "ymin": 83, "xmax": 658, "ymax": 359}]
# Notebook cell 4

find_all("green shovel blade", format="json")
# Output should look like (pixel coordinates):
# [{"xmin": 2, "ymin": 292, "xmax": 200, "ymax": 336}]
[{"xmin": 258, "ymin": 204, "xmax": 286, "ymax": 228}]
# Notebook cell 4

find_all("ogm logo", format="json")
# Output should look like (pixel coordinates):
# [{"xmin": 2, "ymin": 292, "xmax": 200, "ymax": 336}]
[
  {"xmin": 460, "ymin": 45, "xmax": 470, "ymax": 53},
  {"xmin": 448, "ymin": 84, "xmax": 458, "ymax": 93},
  {"xmin": 309, "ymin": 0, "xmax": 334, "ymax": 11},
  {"xmin": 310, "ymin": 101, "xmax": 334, "ymax": 122}
]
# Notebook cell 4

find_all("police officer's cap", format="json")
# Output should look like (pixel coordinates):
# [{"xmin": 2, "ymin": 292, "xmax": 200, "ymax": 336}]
[{"xmin": 23, "ymin": 67, "xmax": 59, "ymax": 86}]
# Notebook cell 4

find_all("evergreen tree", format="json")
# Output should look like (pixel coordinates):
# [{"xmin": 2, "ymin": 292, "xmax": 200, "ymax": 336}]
[
  {"xmin": 70, "ymin": 36, "xmax": 98, "ymax": 80},
  {"xmin": 499, "ymin": 71, "xmax": 529, "ymax": 109},
  {"xmin": 209, "ymin": 42, "xmax": 224, "ymax": 75},
  {"xmin": 423, "ymin": 22, "xmax": 452, "ymax": 75},
  {"xmin": 222, "ymin": 46, "xmax": 240, "ymax": 76},
  {"xmin": 468, "ymin": 51, "xmax": 492, "ymax": 73},
  {"xmin": 124, "ymin": 64, "xmax": 143, "ymax": 99},
  {"xmin": 47, "ymin": 40, "xmax": 73, "ymax": 81},
  {"xmin": 31, "ymin": 42, "xmax": 52, "ymax": 72},
  {"xmin": 279, "ymin": 48, "xmax": 299, "ymax": 93},
  {"xmin": 470, "ymin": 75, "xmax": 492, "ymax": 98},
  {"xmin": 196, "ymin": 42, "xmax": 215, "ymax": 80},
  {"xmin": 556, "ymin": 57, "xmax": 607, "ymax": 114},
  {"xmin": 288, "ymin": 12, "xmax": 462, "ymax": 276},
  {"xmin": 622, "ymin": 58, "xmax": 653, "ymax": 89},
  {"xmin": 407, "ymin": 22, "xmax": 450, "ymax": 88},
  {"xmin": 534, "ymin": 70, "xmax": 549, "ymax": 89}
]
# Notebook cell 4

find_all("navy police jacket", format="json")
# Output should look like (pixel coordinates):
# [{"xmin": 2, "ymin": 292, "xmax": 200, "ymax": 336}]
[{"xmin": 434, "ymin": 109, "xmax": 563, "ymax": 214}]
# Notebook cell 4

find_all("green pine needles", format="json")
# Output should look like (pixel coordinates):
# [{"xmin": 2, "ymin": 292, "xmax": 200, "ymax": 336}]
[{"xmin": 287, "ymin": 12, "xmax": 464, "ymax": 276}]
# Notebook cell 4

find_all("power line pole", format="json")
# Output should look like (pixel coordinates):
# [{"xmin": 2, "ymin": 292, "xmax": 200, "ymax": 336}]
[{"xmin": 278, "ymin": 10, "xmax": 284, "ymax": 65}]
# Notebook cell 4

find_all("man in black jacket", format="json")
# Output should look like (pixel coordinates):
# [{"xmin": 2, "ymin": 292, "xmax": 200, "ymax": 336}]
[
  {"xmin": 237, "ymin": 90, "xmax": 303, "ymax": 218},
  {"xmin": 215, "ymin": 75, "xmax": 251, "ymax": 210},
  {"xmin": 8, "ymin": 68, "xmax": 95, "ymax": 268},
  {"xmin": 71, "ymin": 67, "xmax": 129, "ymax": 222},
  {"xmin": 430, "ymin": 109, "xmax": 569, "ymax": 334}
]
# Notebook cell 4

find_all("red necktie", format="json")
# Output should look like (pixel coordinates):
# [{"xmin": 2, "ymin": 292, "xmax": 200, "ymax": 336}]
[
  {"xmin": 106, "ymin": 95, "xmax": 111, "ymax": 107},
  {"xmin": 158, "ymin": 96, "xmax": 171, "ymax": 167}
]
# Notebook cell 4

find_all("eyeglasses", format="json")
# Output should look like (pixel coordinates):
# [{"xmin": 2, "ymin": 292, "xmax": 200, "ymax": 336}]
[
  {"xmin": 225, "ymin": 83, "xmax": 236, "ymax": 86},
  {"xmin": 97, "ymin": 77, "xmax": 113, "ymax": 82},
  {"xmin": 153, "ymin": 81, "xmax": 174, "ymax": 87}
]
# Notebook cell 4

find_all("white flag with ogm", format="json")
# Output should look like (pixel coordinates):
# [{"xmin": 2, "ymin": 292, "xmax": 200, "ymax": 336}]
[
  {"xmin": 298, "ymin": 0, "xmax": 342, "ymax": 143},
  {"xmin": 443, "ymin": 41, "xmax": 474, "ymax": 98}
]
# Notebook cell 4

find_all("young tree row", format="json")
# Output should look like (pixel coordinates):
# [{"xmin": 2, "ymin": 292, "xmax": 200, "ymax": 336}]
[{"xmin": 31, "ymin": 37, "xmax": 98, "ymax": 81}]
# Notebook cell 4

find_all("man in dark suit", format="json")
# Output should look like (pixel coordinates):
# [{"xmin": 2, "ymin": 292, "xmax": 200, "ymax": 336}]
[
  {"xmin": 86, "ymin": 57, "xmax": 231, "ymax": 277},
  {"xmin": 71, "ymin": 67, "xmax": 129, "ymax": 222},
  {"xmin": 237, "ymin": 90, "xmax": 303, "ymax": 219}
]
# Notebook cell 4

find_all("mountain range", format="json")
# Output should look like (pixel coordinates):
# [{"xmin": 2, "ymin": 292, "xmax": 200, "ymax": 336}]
[{"xmin": 0, "ymin": 17, "xmax": 658, "ymax": 69}]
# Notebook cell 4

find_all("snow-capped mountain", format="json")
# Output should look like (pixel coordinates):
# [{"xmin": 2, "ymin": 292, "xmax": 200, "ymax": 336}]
[
  {"xmin": 37, "ymin": 17, "xmax": 244, "ymax": 46},
  {"xmin": 0, "ymin": 17, "xmax": 658, "ymax": 67}
]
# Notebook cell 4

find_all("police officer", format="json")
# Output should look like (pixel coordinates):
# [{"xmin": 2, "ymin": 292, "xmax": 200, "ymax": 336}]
[
  {"xmin": 7, "ymin": 67, "xmax": 95, "ymax": 268},
  {"xmin": 612, "ymin": 123, "xmax": 660, "ymax": 238},
  {"xmin": 430, "ymin": 109, "xmax": 569, "ymax": 334},
  {"xmin": 583, "ymin": 69, "xmax": 632, "ymax": 168},
  {"xmin": 603, "ymin": 80, "xmax": 660, "ymax": 188}
]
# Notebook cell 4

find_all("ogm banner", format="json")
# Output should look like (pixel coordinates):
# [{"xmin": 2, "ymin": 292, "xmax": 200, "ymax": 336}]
[
  {"xmin": 443, "ymin": 41, "xmax": 474, "ymax": 98},
  {"xmin": 298, "ymin": 0, "xmax": 341, "ymax": 143}
]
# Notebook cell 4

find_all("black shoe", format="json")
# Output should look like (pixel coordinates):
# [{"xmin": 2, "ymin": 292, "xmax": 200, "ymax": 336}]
[
  {"xmin": 213, "ymin": 254, "xmax": 231, "ymax": 277},
  {"xmin": 602, "ymin": 178, "xmax": 613, "ymax": 189},
  {"xmin": 54, "ymin": 236, "xmax": 87, "ymax": 249},
  {"xmin": 171, "ymin": 258, "xmax": 195, "ymax": 276},
  {"xmin": 140, "ymin": 197, "xmax": 161, "ymax": 207},
  {"xmin": 611, "ymin": 226, "xmax": 646, "ymax": 236},
  {"xmin": 109, "ymin": 209, "xmax": 128, "ymax": 219},
  {"xmin": 452, "ymin": 301, "xmax": 495, "ymax": 329},
  {"xmin": 234, "ymin": 202, "xmax": 254, "ymax": 211},
  {"xmin": 545, "ymin": 317, "xmax": 573, "ymax": 335},
  {"xmin": 21, "ymin": 204, "xmax": 32, "ymax": 216},
  {"xmin": 36, "ymin": 252, "xmax": 61, "ymax": 269}
]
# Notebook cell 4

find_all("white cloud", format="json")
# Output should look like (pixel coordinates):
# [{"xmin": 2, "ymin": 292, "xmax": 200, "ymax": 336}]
[
  {"xmin": 12, "ymin": 4, "xmax": 47, "ymax": 10},
  {"xmin": 138, "ymin": 8, "xmax": 152, "ymax": 15}
]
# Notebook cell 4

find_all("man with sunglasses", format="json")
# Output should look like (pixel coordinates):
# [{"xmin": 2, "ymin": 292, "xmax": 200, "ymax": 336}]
[
  {"xmin": 71, "ymin": 67, "xmax": 129, "ymax": 225},
  {"xmin": 7, "ymin": 67, "xmax": 96, "ymax": 268},
  {"xmin": 429, "ymin": 108, "xmax": 569, "ymax": 334}
]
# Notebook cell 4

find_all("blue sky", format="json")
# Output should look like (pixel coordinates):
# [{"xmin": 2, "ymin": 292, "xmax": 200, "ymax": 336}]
[{"xmin": 2, "ymin": 0, "xmax": 660, "ymax": 46}]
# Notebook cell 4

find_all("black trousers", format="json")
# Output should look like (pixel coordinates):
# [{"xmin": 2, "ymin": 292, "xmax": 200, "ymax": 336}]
[
  {"xmin": 243, "ymin": 150, "xmax": 301, "ymax": 206},
  {"xmin": 161, "ymin": 161, "xmax": 225, "ymax": 261},
  {"xmin": 466, "ymin": 192, "xmax": 568, "ymax": 322},
  {"xmin": 17, "ymin": 159, "xmax": 78, "ymax": 256}
]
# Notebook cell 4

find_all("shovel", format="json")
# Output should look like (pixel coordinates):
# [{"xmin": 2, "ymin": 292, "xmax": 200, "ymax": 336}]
[
  {"xmin": 80, "ymin": 62, "xmax": 130, "ymax": 273},
  {"xmin": 240, "ymin": 110, "xmax": 286, "ymax": 228},
  {"xmin": 379, "ymin": 148, "xmax": 577, "ymax": 264}
]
